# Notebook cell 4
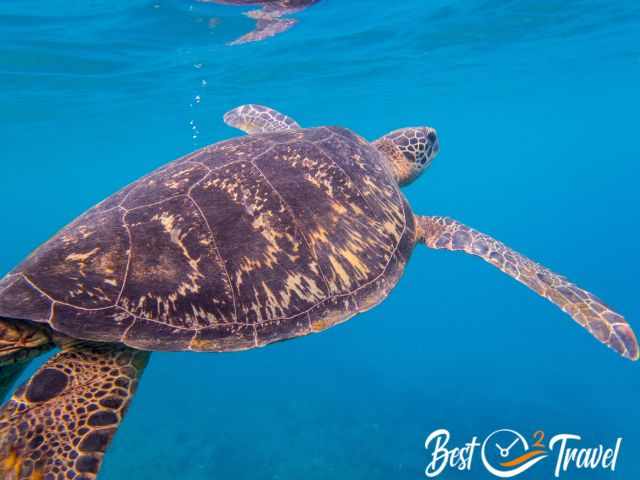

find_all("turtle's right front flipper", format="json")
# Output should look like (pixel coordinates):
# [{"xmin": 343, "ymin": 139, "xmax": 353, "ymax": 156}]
[
  {"xmin": 0, "ymin": 343, "xmax": 149, "ymax": 480},
  {"xmin": 416, "ymin": 215, "xmax": 639, "ymax": 360}
]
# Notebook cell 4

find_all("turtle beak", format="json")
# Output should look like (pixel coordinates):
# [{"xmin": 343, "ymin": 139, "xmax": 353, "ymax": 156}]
[{"xmin": 427, "ymin": 129, "xmax": 440, "ymax": 161}]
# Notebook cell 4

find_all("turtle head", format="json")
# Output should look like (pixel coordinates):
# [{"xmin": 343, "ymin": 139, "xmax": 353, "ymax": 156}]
[{"xmin": 372, "ymin": 127, "xmax": 439, "ymax": 186}]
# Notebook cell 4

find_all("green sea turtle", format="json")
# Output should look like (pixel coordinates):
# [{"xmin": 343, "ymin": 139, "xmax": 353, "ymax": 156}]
[
  {"xmin": 0, "ymin": 104, "xmax": 636, "ymax": 479},
  {"xmin": 203, "ymin": 0, "xmax": 320, "ymax": 45}
]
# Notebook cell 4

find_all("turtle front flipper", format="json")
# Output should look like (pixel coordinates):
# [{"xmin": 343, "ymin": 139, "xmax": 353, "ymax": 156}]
[
  {"xmin": 224, "ymin": 104, "xmax": 301, "ymax": 134},
  {"xmin": 0, "ymin": 343, "xmax": 149, "ymax": 479},
  {"xmin": 416, "ymin": 215, "xmax": 639, "ymax": 360}
]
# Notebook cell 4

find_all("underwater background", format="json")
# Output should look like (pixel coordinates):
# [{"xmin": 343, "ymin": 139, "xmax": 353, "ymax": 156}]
[{"xmin": 1, "ymin": 0, "xmax": 639, "ymax": 478}]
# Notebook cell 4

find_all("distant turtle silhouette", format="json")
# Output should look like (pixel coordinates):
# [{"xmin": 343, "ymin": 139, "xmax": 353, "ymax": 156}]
[
  {"xmin": 205, "ymin": 0, "xmax": 320, "ymax": 45},
  {"xmin": 0, "ymin": 104, "xmax": 636, "ymax": 479}
]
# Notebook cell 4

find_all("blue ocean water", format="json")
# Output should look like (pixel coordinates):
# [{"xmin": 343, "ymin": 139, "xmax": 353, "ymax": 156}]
[{"xmin": 1, "ymin": 1, "xmax": 639, "ymax": 478}]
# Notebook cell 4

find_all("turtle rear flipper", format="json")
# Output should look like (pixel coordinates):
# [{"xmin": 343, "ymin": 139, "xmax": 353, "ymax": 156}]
[
  {"xmin": 416, "ymin": 215, "xmax": 639, "ymax": 360},
  {"xmin": 0, "ymin": 343, "xmax": 149, "ymax": 479}
]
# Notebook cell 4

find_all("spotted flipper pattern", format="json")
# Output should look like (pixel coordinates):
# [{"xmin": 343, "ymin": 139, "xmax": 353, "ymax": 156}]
[
  {"xmin": 416, "ymin": 215, "xmax": 638, "ymax": 360},
  {"xmin": 223, "ymin": 104, "xmax": 301, "ymax": 134},
  {"xmin": 0, "ymin": 343, "xmax": 149, "ymax": 479}
]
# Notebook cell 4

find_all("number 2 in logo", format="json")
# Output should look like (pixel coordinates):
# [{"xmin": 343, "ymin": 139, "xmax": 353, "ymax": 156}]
[{"xmin": 532, "ymin": 430, "xmax": 545, "ymax": 449}]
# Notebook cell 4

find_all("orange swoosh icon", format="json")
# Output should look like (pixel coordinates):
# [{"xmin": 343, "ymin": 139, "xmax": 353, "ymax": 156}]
[{"xmin": 500, "ymin": 449, "xmax": 547, "ymax": 468}]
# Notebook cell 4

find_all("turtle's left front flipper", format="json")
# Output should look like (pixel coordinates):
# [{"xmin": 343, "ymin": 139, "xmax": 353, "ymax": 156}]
[
  {"xmin": 416, "ymin": 215, "xmax": 639, "ymax": 360},
  {"xmin": 224, "ymin": 104, "xmax": 301, "ymax": 134},
  {"xmin": 0, "ymin": 343, "xmax": 149, "ymax": 479}
]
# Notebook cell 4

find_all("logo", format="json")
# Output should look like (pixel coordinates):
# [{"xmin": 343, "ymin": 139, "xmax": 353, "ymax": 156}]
[
  {"xmin": 424, "ymin": 428, "xmax": 622, "ymax": 478},
  {"xmin": 480, "ymin": 429, "xmax": 547, "ymax": 478}
]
